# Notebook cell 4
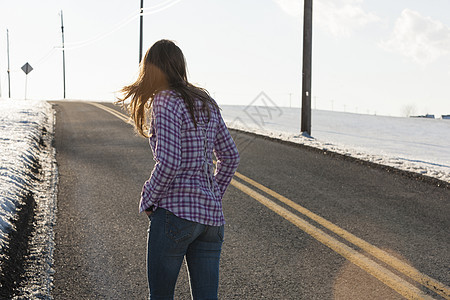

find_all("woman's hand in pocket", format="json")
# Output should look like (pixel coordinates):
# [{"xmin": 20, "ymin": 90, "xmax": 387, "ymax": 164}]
[{"xmin": 145, "ymin": 206, "xmax": 154, "ymax": 217}]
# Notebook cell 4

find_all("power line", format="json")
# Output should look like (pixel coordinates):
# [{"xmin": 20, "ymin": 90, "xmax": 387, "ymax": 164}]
[
  {"xmin": 53, "ymin": 0, "xmax": 183, "ymax": 51},
  {"xmin": 142, "ymin": 0, "xmax": 183, "ymax": 14},
  {"xmin": 1, "ymin": 0, "xmax": 183, "ymax": 100},
  {"xmin": 34, "ymin": 47, "xmax": 58, "ymax": 67}
]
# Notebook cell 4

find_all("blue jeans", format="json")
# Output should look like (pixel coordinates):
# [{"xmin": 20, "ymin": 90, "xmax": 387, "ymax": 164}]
[{"xmin": 147, "ymin": 208, "xmax": 224, "ymax": 300}]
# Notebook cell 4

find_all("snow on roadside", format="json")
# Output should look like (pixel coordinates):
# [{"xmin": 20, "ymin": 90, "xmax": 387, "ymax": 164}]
[
  {"xmin": 221, "ymin": 105, "xmax": 450, "ymax": 184},
  {"xmin": 0, "ymin": 99, "xmax": 57, "ymax": 298}
]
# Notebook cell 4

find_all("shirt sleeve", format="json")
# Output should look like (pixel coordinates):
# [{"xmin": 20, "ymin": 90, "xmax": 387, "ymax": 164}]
[
  {"xmin": 139, "ymin": 92, "xmax": 182, "ymax": 212},
  {"xmin": 213, "ymin": 112, "xmax": 240, "ymax": 199}
]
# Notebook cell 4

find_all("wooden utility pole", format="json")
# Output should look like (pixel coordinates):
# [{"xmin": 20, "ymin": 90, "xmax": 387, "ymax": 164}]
[
  {"xmin": 301, "ymin": 0, "xmax": 313, "ymax": 135},
  {"xmin": 139, "ymin": 0, "xmax": 144, "ymax": 63},
  {"xmin": 60, "ymin": 10, "xmax": 66, "ymax": 99},
  {"xmin": 7, "ymin": 29, "xmax": 11, "ymax": 98}
]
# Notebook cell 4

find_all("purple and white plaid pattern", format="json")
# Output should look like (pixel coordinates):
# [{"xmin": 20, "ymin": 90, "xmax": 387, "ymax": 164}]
[{"xmin": 139, "ymin": 90, "xmax": 240, "ymax": 226}]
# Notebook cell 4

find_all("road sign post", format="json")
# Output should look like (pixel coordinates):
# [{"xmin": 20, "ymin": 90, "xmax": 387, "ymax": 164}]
[{"xmin": 21, "ymin": 62, "xmax": 33, "ymax": 100}]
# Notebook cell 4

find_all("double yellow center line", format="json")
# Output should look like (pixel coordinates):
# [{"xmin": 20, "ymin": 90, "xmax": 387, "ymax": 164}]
[
  {"xmin": 89, "ymin": 102, "xmax": 449, "ymax": 300},
  {"xmin": 231, "ymin": 174, "xmax": 449, "ymax": 299}
]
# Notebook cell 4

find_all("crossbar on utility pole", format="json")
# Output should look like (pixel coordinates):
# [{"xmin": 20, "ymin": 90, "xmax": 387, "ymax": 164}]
[
  {"xmin": 301, "ymin": 0, "xmax": 313, "ymax": 136},
  {"xmin": 7, "ymin": 29, "xmax": 11, "ymax": 98},
  {"xmin": 139, "ymin": 0, "xmax": 144, "ymax": 64},
  {"xmin": 61, "ymin": 10, "xmax": 66, "ymax": 99}
]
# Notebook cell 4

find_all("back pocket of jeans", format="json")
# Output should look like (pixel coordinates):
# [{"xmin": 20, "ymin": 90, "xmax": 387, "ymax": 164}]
[
  {"xmin": 217, "ymin": 225, "xmax": 224, "ymax": 242},
  {"xmin": 165, "ymin": 211, "xmax": 196, "ymax": 243}
]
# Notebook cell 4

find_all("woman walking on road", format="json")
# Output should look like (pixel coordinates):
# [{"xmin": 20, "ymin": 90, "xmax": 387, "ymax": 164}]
[{"xmin": 117, "ymin": 39, "xmax": 240, "ymax": 300}]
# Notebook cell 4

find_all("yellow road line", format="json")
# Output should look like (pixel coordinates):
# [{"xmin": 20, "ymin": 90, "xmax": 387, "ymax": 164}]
[
  {"xmin": 231, "ymin": 179, "xmax": 434, "ymax": 300},
  {"xmin": 88, "ymin": 102, "xmax": 448, "ymax": 299},
  {"xmin": 87, "ymin": 102, "xmax": 130, "ymax": 123},
  {"xmin": 233, "ymin": 172, "xmax": 450, "ymax": 299}
]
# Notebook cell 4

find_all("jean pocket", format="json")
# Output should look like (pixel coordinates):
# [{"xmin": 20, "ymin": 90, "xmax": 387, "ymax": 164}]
[
  {"xmin": 217, "ymin": 225, "xmax": 224, "ymax": 242},
  {"xmin": 165, "ymin": 211, "xmax": 196, "ymax": 243}
]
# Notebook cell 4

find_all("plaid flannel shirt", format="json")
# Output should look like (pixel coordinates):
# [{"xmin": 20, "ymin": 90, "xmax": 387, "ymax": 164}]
[{"xmin": 139, "ymin": 90, "xmax": 240, "ymax": 226}]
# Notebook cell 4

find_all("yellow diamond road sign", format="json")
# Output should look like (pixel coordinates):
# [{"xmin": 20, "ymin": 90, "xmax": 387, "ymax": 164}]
[{"xmin": 21, "ymin": 62, "xmax": 33, "ymax": 75}]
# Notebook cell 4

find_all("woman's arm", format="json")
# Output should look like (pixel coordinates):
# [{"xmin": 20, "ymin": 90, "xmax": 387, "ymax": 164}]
[
  {"xmin": 213, "ymin": 114, "xmax": 240, "ymax": 199},
  {"xmin": 139, "ymin": 92, "xmax": 182, "ymax": 212}
]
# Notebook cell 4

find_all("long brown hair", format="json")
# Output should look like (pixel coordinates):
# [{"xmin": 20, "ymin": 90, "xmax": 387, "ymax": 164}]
[{"xmin": 116, "ymin": 39, "xmax": 219, "ymax": 137}]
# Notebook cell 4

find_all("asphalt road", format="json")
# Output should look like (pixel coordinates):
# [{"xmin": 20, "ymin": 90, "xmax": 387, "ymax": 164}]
[{"xmin": 51, "ymin": 101, "xmax": 449, "ymax": 300}]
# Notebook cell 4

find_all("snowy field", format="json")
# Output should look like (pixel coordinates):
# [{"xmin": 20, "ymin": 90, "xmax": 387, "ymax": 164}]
[
  {"xmin": 221, "ymin": 104, "xmax": 450, "ymax": 184},
  {"xmin": 0, "ymin": 99, "xmax": 57, "ymax": 298}
]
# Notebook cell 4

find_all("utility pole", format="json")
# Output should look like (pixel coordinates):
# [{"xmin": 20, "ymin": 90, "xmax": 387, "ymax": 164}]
[
  {"xmin": 139, "ymin": 0, "xmax": 144, "ymax": 63},
  {"xmin": 60, "ymin": 10, "xmax": 66, "ymax": 99},
  {"xmin": 7, "ymin": 29, "xmax": 11, "ymax": 98},
  {"xmin": 301, "ymin": 0, "xmax": 312, "ymax": 135}
]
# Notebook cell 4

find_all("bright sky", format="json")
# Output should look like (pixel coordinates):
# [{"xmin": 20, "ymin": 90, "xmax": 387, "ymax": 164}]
[{"xmin": 1, "ymin": 0, "xmax": 449, "ymax": 117}]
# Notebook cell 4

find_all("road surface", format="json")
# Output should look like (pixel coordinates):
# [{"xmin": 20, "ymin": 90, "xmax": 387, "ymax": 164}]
[{"xmin": 51, "ymin": 101, "xmax": 449, "ymax": 299}]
